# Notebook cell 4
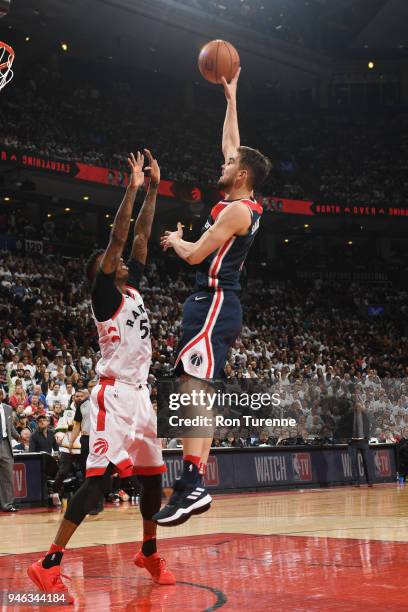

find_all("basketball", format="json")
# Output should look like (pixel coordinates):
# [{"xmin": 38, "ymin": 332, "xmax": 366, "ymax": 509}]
[{"xmin": 198, "ymin": 39, "xmax": 240, "ymax": 84}]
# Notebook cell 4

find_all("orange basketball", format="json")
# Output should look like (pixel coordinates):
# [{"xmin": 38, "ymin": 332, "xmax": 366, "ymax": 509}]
[{"xmin": 198, "ymin": 39, "xmax": 240, "ymax": 84}]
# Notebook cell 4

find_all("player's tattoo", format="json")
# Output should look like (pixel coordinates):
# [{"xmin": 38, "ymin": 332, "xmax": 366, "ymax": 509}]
[
  {"xmin": 100, "ymin": 185, "xmax": 139, "ymax": 276},
  {"xmin": 132, "ymin": 184, "xmax": 158, "ymax": 265},
  {"xmin": 111, "ymin": 186, "xmax": 139, "ymax": 246}
]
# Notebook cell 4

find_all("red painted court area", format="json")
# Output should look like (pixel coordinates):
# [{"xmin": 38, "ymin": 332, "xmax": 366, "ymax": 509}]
[{"xmin": 1, "ymin": 532, "xmax": 408, "ymax": 611}]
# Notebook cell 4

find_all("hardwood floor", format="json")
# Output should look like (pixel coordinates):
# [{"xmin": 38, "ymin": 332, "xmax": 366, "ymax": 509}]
[{"xmin": 1, "ymin": 484, "xmax": 407, "ymax": 611}]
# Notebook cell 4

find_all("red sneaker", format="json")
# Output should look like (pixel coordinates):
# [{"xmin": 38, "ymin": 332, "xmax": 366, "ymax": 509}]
[
  {"xmin": 27, "ymin": 560, "xmax": 74, "ymax": 604},
  {"xmin": 134, "ymin": 551, "xmax": 176, "ymax": 585}
]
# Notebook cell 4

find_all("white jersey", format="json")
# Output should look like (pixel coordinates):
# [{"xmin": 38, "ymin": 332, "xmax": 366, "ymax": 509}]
[{"xmin": 93, "ymin": 285, "xmax": 151, "ymax": 385}]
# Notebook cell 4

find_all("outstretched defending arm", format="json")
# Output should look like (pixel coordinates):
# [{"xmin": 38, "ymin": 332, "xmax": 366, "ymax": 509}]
[
  {"xmin": 100, "ymin": 151, "xmax": 145, "ymax": 274},
  {"xmin": 131, "ymin": 149, "xmax": 160, "ymax": 266},
  {"xmin": 221, "ymin": 67, "xmax": 241, "ymax": 162}
]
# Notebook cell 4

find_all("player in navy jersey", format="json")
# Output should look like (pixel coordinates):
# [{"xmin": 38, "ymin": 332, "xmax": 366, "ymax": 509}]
[{"xmin": 154, "ymin": 68, "xmax": 271, "ymax": 526}]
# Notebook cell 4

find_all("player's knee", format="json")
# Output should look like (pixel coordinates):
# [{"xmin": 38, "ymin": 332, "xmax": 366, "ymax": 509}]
[
  {"xmin": 64, "ymin": 477, "xmax": 101, "ymax": 524},
  {"xmin": 65, "ymin": 466, "xmax": 114, "ymax": 524}
]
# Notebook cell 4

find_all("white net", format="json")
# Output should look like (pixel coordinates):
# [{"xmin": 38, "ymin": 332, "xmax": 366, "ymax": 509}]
[{"xmin": 0, "ymin": 41, "xmax": 14, "ymax": 92}]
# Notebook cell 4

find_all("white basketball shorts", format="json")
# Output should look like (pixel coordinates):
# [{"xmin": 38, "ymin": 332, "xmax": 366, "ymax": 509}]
[{"xmin": 86, "ymin": 377, "xmax": 166, "ymax": 478}]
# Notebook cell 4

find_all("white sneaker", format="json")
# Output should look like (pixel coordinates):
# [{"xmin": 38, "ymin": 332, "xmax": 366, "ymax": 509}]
[{"xmin": 51, "ymin": 493, "xmax": 61, "ymax": 506}]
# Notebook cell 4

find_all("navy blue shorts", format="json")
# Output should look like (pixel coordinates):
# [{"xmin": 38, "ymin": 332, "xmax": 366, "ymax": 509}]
[{"xmin": 174, "ymin": 289, "xmax": 242, "ymax": 380}]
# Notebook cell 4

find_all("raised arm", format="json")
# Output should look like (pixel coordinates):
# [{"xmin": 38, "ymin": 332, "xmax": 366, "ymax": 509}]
[
  {"xmin": 221, "ymin": 67, "xmax": 241, "ymax": 162},
  {"xmin": 100, "ymin": 151, "xmax": 145, "ymax": 274},
  {"xmin": 131, "ymin": 149, "xmax": 160, "ymax": 266}
]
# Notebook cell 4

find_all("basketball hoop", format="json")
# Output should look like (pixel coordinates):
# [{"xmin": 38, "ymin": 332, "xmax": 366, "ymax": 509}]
[{"xmin": 0, "ymin": 40, "xmax": 14, "ymax": 91}]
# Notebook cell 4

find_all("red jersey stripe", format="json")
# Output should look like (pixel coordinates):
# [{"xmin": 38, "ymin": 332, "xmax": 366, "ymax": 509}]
[
  {"xmin": 96, "ymin": 379, "xmax": 114, "ymax": 431},
  {"xmin": 211, "ymin": 202, "xmax": 227, "ymax": 221}
]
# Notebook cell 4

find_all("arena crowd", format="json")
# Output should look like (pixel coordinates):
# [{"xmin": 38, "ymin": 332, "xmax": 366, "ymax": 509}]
[
  {"xmin": 1, "ymin": 251, "xmax": 407, "ymax": 462},
  {"xmin": 1, "ymin": 58, "xmax": 407, "ymax": 490},
  {"xmin": 1, "ymin": 63, "xmax": 407, "ymax": 208}
]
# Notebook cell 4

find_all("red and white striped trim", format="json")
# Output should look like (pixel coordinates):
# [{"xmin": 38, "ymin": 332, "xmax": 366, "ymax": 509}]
[
  {"xmin": 96, "ymin": 378, "xmax": 114, "ymax": 431},
  {"xmin": 210, "ymin": 202, "xmax": 228, "ymax": 221},
  {"xmin": 208, "ymin": 236, "xmax": 235, "ymax": 288},
  {"xmin": 205, "ymin": 289, "xmax": 224, "ymax": 378},
  {"xmin": 115, "ymin": 457, "xmax": 134, "ymax": 477},
  {"xmin": 86, "ymin": 457, "xmax": 134, "ymax": 478},
  {"xmin": 175, "ymin": 288, "xmax": 224, "ymax": 379},
  {"xmin": 243, "ymin": 200, "xmax": 263, "ymax": 215},
  {"xmin": 86, "ymin": 467, "xmax": 107, "ymax": 477},
  {"xmin": 125, "ymin": 284, "xmax": 141, "ymax": 299}
]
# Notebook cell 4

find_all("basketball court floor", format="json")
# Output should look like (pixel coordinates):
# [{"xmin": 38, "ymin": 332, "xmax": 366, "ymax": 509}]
[{"xmin": 1, "ymin": 483, "xmax": 407, "ymax": 611}]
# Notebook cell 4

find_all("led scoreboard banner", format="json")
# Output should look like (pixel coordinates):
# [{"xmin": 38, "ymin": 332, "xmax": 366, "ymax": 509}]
[
  {"xmin": 313, "ymin": 203, "xmax": 408, "ymax": 217},
  {"xmin": 262, "ymin": 197, "xmax": 408, "ymax": 218},
  {"xmin": 0, "ymin": 147, "xmax": 179, "ymax": 199},
  {"xmin": 0, "ymin": 146, "xmax": 226, "ymax": 204},
  {"xmin": 1, "ymin": 147, "xmax": 407, "ymax": 217}
]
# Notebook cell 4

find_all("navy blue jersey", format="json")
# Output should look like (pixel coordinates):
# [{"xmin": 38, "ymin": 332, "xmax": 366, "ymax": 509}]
[{"xmin": 195, "ymin": 198, "xmax": 263, "ymax": 291}]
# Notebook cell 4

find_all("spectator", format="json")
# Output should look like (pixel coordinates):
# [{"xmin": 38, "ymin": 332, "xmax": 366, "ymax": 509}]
[
  {"xmin": 14, "ymin": 428, "xmax": 31, "ymax": 452},
  {"xmin": 46, "ymin": 383, "xmax": 64, "ymax": 409},
  {"xmin": 222, "ymin": 432, "xmax": 242, "ymax": 448},
  {"xmin": 397, "ymin": 428, "xmax": 408, "ymax": 481},
  {"xmin": 211, "ymin": 431, "xmax": 223, "ymax": 448},
  {"xmin": 28, "ymin": 384, "xmax": 48, "ymax": 408},
  {"xmin": 52, "ymin": 404, "xmax": 81, "ymax": 505},
  {"xmin": 80, "ymin": 349, "xmax": 93, "ymax": 374},
  {"xmin": 48, "ymin": 401, "xmax": 63, "ymax": 428},
  {"xmin": 9, "ymin": 382, "xmax": 28, "ymax": 410},
  {"xmin": 237, "ymin": 428, "xmax": 250, "ymax": 447},
  {"xmin": 29, "ymin": 415, "xmax": 58, "ymax": 454},
  {"xmin": 22, "ymin": 370, "xmax": 35, "ymax": 394},
  {"xmin": 25, "ymin": 395, "xmax": 42, "ymax": 417},
  {"xmin": 276, "ymin": 429, "xmax": 291, "ymax": 446},
  {"xmin": 10, "ymin": 365, "xmax": 25, "ymax": 389},
  {"xmin": 167, "ymin": 438, "xmax": 182, "ymax": 449},
  {"xmin": 64, "ymin": 355, "xmax": 77, "ymax": 376},
  {"xmin": 0, "ymin": 363, "xmax": 8, "ymax": 392},
  {"xmin": 15, "ymin": 415, "xmax": 34, "ymax": 435},
  {"xmin": 21, "ymin": 356, "xmax": 36, "ymax": 378},
  {"xmin": 60, "ymin": 380, "xmax": 75, "ymax": 407},
  {"xmin": 0, "ymin": 388, "xmax": 20, "ymax": 512},
  {"xmin": 6, "ymin": 354, "xmax": 19, "ymax": 376},
  {"xmin": 13, "ymin": 404, "xmax": 26, "ymax": 421},
  {"xmin": 336, "ymin": 401, "xmax": 373, "ymax": 486}
]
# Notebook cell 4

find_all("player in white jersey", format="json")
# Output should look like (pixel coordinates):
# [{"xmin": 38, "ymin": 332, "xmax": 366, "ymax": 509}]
[{"xmin": 28, "ymin": 150, "xmax": 175, "ymax": 604}]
